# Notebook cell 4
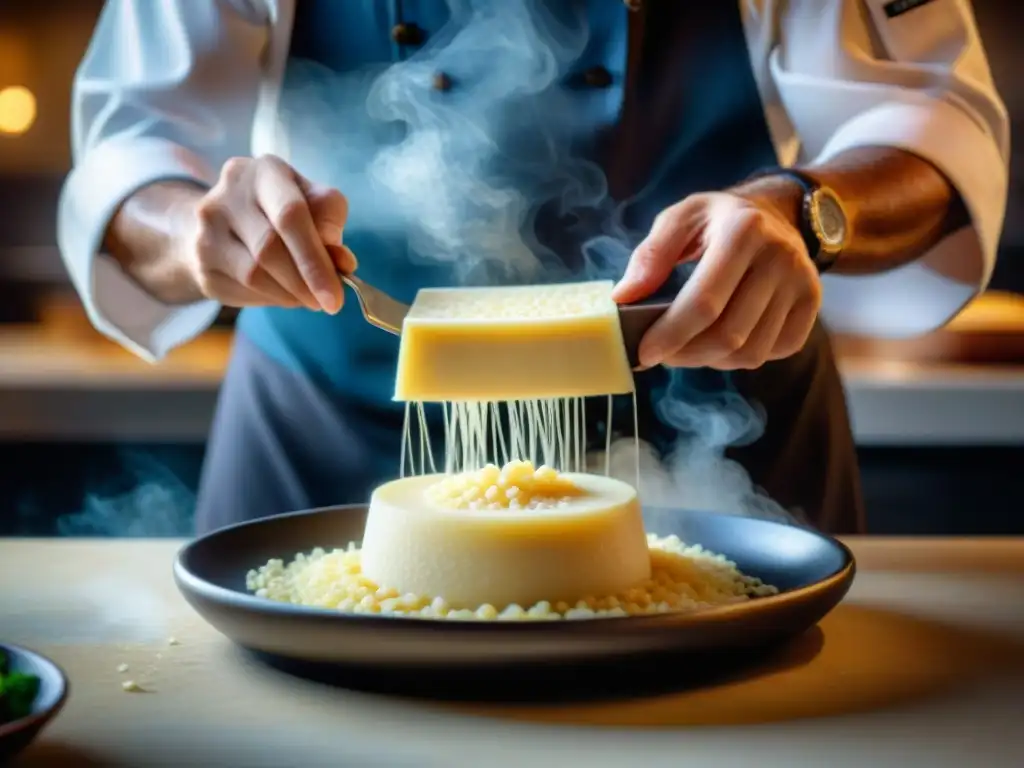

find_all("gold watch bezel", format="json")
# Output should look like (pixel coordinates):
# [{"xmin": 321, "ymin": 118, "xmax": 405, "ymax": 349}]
[{"xmin": 807, "ymin": 185, "xmax": 849, "ymax": 256}]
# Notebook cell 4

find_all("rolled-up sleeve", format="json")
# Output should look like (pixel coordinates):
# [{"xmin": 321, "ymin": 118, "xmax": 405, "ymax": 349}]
[
  {"xmin": 58, "ymin": 0, "xmax": 269, "ymax": 360},
  {"xmin": 768, "ymin": 0, "xmax": 1010, "ymax": 338}
]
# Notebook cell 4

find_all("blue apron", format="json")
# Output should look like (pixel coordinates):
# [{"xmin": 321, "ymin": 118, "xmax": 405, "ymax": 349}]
[{"xmin": 195, "ymin": 0, "xmax": 863, "ymax": 534}]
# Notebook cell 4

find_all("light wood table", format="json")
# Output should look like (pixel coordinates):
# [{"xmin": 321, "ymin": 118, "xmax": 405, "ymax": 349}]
[{"xmin": 2, "ymin": 538, "xmax": 1023, "ymax": 767}]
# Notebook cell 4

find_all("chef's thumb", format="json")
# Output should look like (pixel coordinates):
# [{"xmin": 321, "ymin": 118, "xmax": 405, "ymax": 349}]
[
  {"xmin": 612, "ymin": 238, "xmax": 680, "ymax": 304},
  {"xmin": 327, "ymin": 244, "xmax": 358, "ymax": 274}
]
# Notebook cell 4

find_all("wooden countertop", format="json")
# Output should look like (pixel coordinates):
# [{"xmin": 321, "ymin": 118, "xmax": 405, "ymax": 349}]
[{"xmin": 2, "ymin": 537, "xmax": 1023, "ymax": 767}]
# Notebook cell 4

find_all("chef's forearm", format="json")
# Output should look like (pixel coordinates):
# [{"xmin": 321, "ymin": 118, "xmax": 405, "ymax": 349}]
[
  {"xmin": 737, "ymin": 146, "xmax": 970, "ymax": 277},
  {"xmin": 103, "ymin": 181, "xmax": 207, "ymax": 305}
]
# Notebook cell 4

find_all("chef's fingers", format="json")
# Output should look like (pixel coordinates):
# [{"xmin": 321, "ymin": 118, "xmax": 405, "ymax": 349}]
[
  {"xmin": 611, "ymin": 198, "xmax": 704, "ymax": 304},
  {"xmin": 636, "ymin": 206, "xmax": 759, "ymax": 367},
  {"xmin": 207, "ymin": 157, "xmax": 319, "ymax": 310},
  {"xmin": 326, "ymin": 244, "xmax": 359, "ymax": 274},
  {"xmin": 659, "ymin": 260, "xmax": 780, "ymax": 369},
  {"xmin": 770, "ymin": 297, "xmax": 819, "ymax": 360},
  {"xmin": 295, "ymin": 174, "xmax": 353, "ymax": 312},
  {"xmin": 713, "ymin": 290, "xmax": 793, "ymax": 370},
  {"xmin": 220, "ymin": 236, "xmax": 308, "ymax": 308},
  {"xmin": 296, "ymin": 177, "xmax": 350, "ymax": 248},
  {"xmin": 201, "ymin": 269, "xmax": 302, "ymax": 308},
  {"xmin": 196, "ymin": 228, "xmax": 301, "ymax": 307},
  {"xmin": 255, "ymin": 156, "xmax": 343, "ymax": 314},
  {"xmin": 190, "ymin": 201, "xmax": 300, "ymax": 308},
  {"xmin": 221, "ymin": 198, "xmax": 321, "ymax": 311}
]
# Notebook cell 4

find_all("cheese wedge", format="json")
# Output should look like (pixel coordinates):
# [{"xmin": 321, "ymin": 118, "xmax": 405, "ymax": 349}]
[
  {"xmin": 359, "ymin": 462, "xmax": 651, "ymax": 609},
  {"xmin": 393, "ymin": 280, "xmax": 634, "ymax": 402}
]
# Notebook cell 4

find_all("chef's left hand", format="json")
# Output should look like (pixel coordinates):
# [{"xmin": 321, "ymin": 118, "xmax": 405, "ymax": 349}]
[{"xmin": 612, "ymin": 187, "xmax": 822, "ymax": 370}]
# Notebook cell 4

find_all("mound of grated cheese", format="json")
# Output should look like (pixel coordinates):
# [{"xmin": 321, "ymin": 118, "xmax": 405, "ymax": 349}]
[
  {"xmin": 424, "ymin": 459, "xmax": 585, "ymax": 510},
  {"xmin": 245, "ymin": 534, "xmax": 778, "ymax": 621}
]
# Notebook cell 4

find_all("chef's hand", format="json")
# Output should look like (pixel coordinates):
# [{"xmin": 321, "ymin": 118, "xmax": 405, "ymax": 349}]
[
  {"xmin": 183, "ymin": 155, "xmax": 357, "ymax": 313},
  {"xmin": 611, "ymin": 186, "xmax": 822, "ymax": 370}
]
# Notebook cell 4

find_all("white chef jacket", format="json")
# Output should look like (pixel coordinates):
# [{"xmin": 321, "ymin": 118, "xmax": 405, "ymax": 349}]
[{"xmin": 58, "ymin": 0, "xmax": 1010, "ymax": 362}]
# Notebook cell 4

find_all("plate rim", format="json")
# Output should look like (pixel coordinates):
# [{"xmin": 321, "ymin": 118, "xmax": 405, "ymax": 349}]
[
  {"xmin": 0, "ymin": 642, "xmax": 70, "ymax": 741},
  {"xmin": 174, "ymin": 504, "xmax": 857, "ymax": 633}
]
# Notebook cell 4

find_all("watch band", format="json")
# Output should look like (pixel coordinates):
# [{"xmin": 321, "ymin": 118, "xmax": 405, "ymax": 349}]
[{"xmin": 743, "ymin": 167, "xmax": 838, "ymax": 274}]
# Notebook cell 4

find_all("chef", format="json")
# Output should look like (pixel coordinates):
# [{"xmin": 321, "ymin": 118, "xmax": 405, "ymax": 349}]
[{"xmin": 59, "ymin": 0, "xmax": 1008, "ymax": 535}]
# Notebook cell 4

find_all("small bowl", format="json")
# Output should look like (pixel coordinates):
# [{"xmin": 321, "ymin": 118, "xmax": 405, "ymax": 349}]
[{"xmin": 0, "ymin": 644, "xmax": 69, "ymax": 763}]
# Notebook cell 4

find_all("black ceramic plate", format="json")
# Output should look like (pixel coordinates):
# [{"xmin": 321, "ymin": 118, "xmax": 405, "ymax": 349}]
[
  {"xmin": 0, "ymin": 644, "xmax": 69, "ymax": 763},
  {"xmin": 174, "ymin": 505, "xmax": 855, "ymax": 671}
]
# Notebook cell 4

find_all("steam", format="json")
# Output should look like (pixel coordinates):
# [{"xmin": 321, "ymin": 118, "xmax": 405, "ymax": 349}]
[
  {"xmin": 371, "ymin": 0, "xmax": 630, "ymax": 283},
  {"xmin": 650, "ymin": 380, "xmax": 790, "ymax": 522},
  {"xmin": 55, "ymin": 449, "xmax": 195, "ymax": 538},
  {"xmin": 281, "ymin": 0, "xmax": 623, "ymax": 284},
  {"xmin": 602, "ymin": 389, "xmax": 803, "ymax": 530}
]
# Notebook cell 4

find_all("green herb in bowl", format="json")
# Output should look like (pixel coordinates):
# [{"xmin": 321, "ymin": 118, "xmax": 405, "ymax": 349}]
[{"xmin": 0, "ymin": 648, "xmax": 41, "ymax": 725}]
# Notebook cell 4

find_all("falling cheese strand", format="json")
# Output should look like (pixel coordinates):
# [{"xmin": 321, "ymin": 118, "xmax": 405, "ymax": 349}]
[{"xmin": 399, "ymin": 393, "xmax": 641, "ymax": 493}]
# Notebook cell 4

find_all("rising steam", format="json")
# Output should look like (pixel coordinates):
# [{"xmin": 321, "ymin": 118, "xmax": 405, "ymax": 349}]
[
  {"xmin": 282, "ymin": 0, "xmax": 623, "ymax": 284},
  {"xmin": 55, "ymin": 450, "xmax": 195, "ymax": 537}
]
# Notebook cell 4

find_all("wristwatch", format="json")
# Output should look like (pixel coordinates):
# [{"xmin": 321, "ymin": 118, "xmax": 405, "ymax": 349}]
[{"xmin": 749, "ymin": 168, "xmax": 850, "ymax": 273}]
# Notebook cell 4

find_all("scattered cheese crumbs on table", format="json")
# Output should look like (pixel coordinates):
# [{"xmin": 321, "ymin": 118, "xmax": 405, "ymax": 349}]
[
  {"xmin": 122, "ymin": 680, "xmax": 143, "ymax": 692},
  {"xmin": 168, "ymin": 637, "xmax": 180, "ymax": 646},
  {"xmin": 116, "ymin": 663, "xmax": 129, "ymax": 673},
  {"xmin": 246, "ymin": 534, "xmax": 778, "ymax": 620}
]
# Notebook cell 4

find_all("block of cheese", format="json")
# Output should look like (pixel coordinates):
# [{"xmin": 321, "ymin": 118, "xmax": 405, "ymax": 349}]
[
  {"xmin": 359, "ymin": 461, "xmax": 651, "ymax": 609},
  {"xmin": 393, "ymin": 280, "xmax": 634, "ymax": 402}
]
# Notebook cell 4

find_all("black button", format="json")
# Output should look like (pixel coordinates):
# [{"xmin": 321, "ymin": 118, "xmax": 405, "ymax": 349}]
[
  {"xmin": 431, "ymin": 72, "xmax": 453, "ymax": 92},
  {"xmin": 581, "ymin": 66, "xmax": 613, "ymax": 88},
  {"xmin": 391, "ymin": 22, "xmax": 426, "ymax": 46}
]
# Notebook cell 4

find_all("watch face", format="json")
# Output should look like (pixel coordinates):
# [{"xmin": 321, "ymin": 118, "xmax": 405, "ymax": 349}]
[{"xmin": 813, "ymin": 190, "xmax": 847, "ymax": 252}]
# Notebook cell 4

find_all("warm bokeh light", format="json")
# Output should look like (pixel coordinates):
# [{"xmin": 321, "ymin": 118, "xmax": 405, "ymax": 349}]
[{"xmin": 0, "ymin": 85, "xmax": 37, "ymax": 135}]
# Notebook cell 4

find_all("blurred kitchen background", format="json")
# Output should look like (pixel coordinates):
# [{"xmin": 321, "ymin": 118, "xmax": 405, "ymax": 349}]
[{"xmin": 1, "ymin": 0, "xmax": 1021, "ymax": 536}]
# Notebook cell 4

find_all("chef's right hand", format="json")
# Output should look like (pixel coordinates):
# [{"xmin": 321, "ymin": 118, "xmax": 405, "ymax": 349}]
[{"xmin": 183, "ymin": 155, "xmax": 357, "ymax": 313}]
